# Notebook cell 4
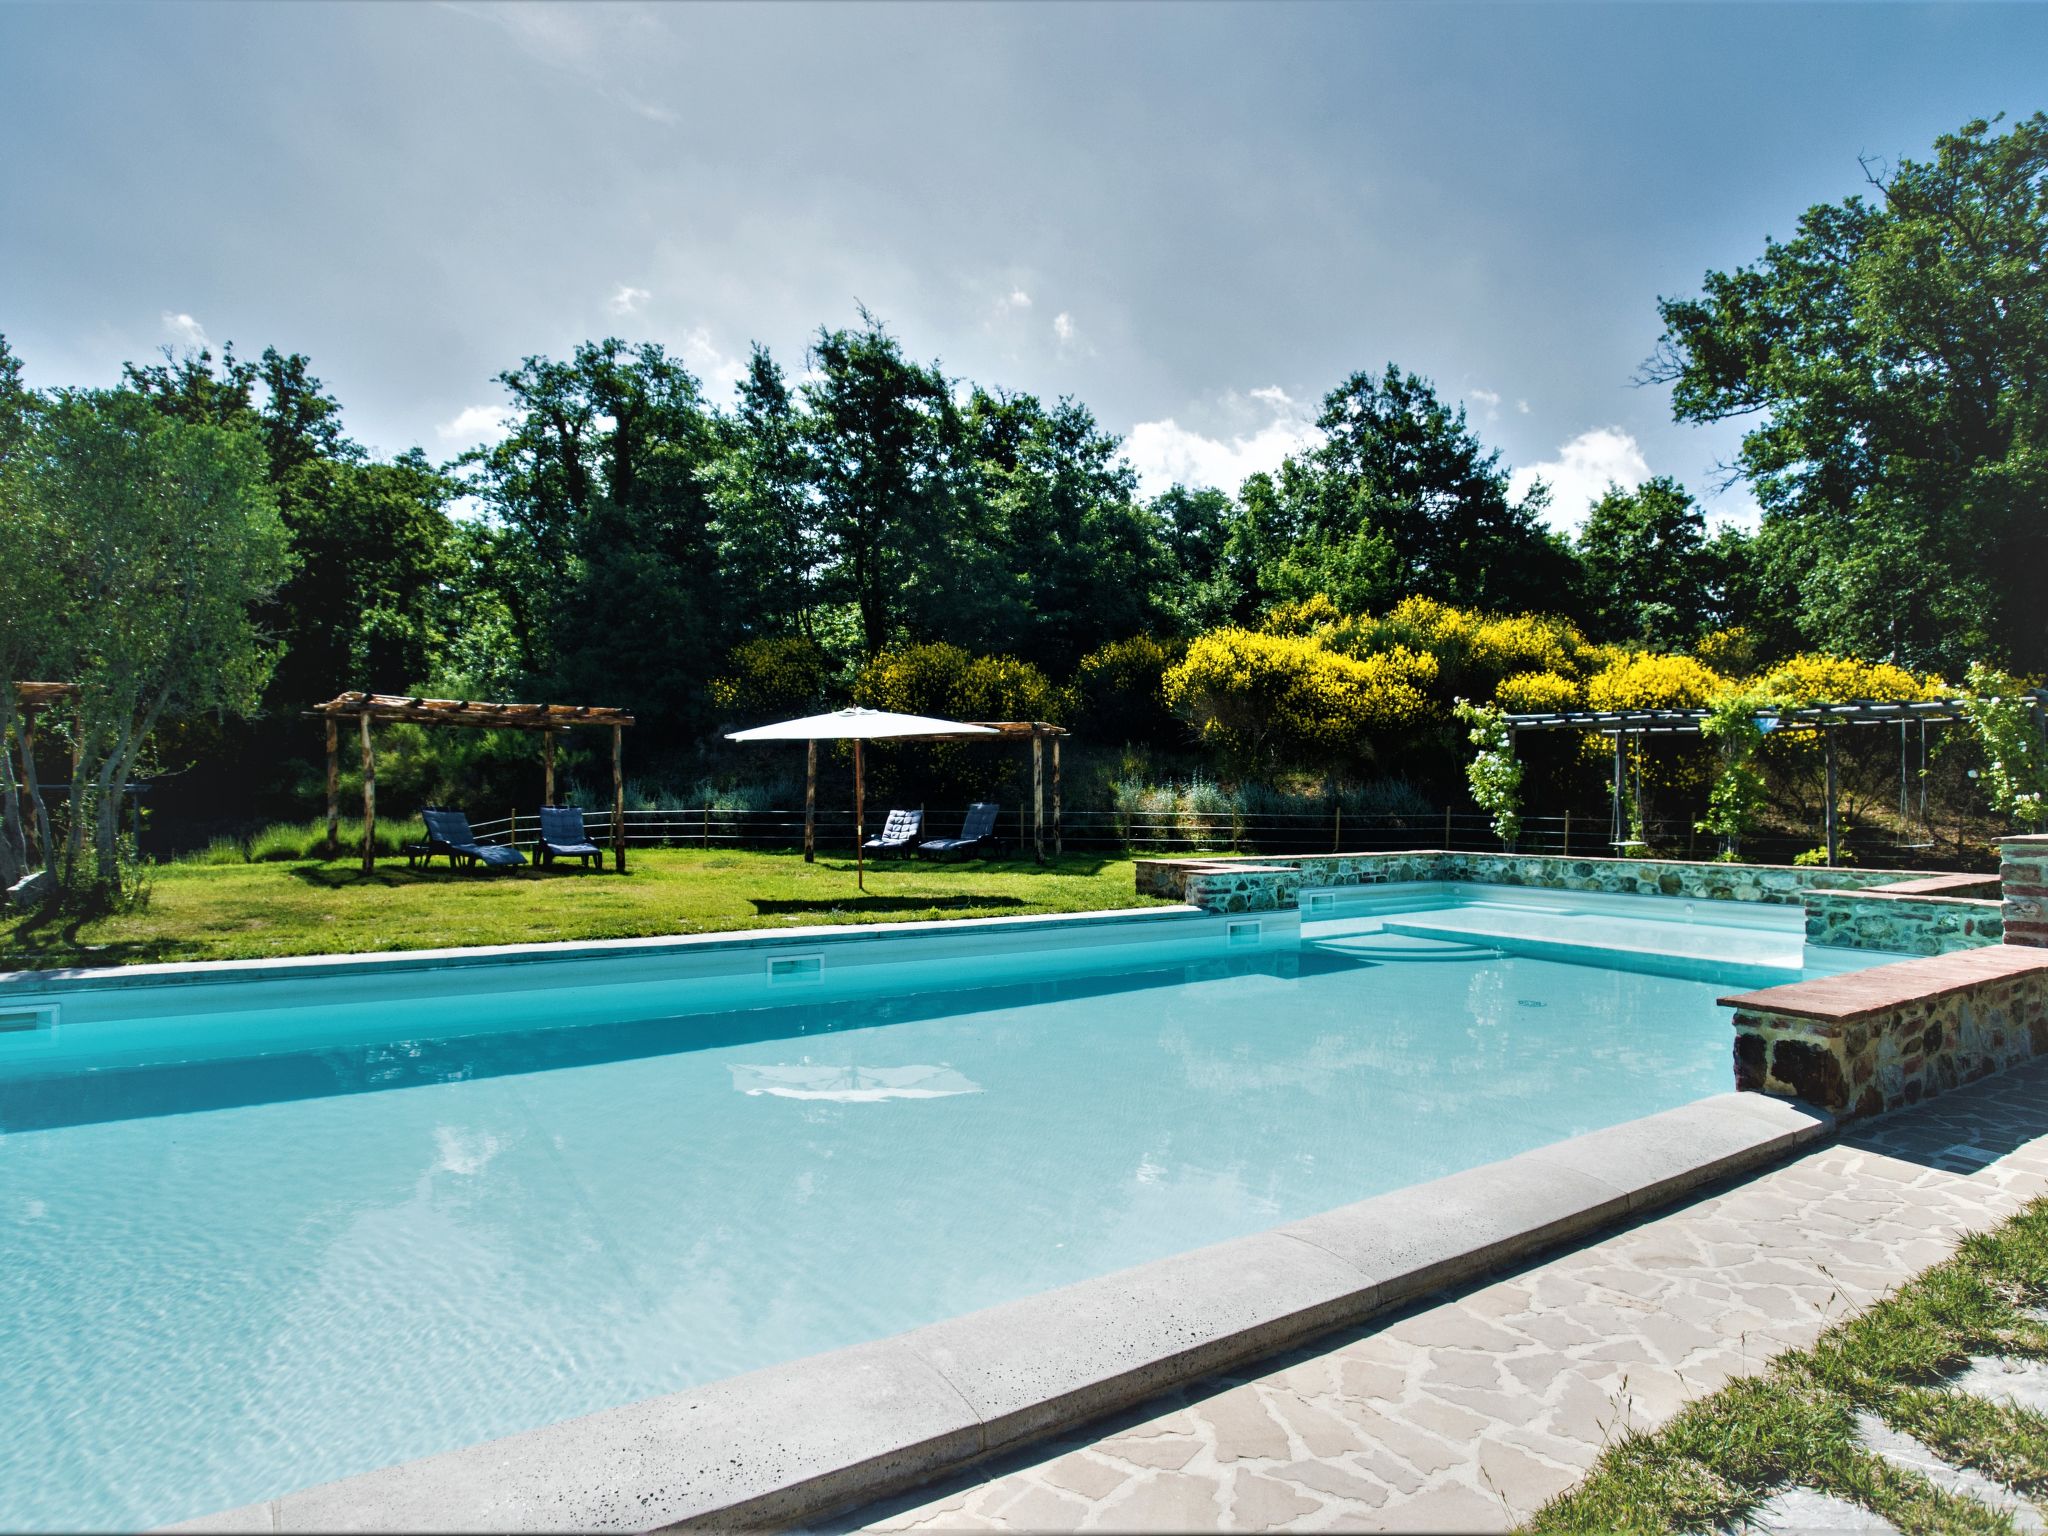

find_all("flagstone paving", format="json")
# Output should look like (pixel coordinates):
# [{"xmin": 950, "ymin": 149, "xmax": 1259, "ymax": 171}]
[{"xmin": 839, "ymin": 1059, "xmax": 2048, "ymax": 1533}]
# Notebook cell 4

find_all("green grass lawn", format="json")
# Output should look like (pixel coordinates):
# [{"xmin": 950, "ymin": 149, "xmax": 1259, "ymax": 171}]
[
  {"xmin": 0, "ymin": 849, "xmax": 1167, "ymax": 968},
  {"xmin": 1529, "ymin": 1195, "xmax": 2048, "ymax": 1535}
]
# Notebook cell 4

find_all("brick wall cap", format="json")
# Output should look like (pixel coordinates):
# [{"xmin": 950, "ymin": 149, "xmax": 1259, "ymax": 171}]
[{"xmin": 1722, "ymin": 945, "xmax": 2048, "ymax": 1022}]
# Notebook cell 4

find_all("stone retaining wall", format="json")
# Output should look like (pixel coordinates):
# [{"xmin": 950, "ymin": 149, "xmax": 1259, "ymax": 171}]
[
  {"xmin": 1137, "ymin": 849, "xmax": 1951, "ymax": 915},
  {"xmin": 1802, "ymin": 890, "xmax": 2003, "ymax": 955},
  {"xmin": 1726, "ymin": 947, "xmax": 2048, "ymax": 1119}
]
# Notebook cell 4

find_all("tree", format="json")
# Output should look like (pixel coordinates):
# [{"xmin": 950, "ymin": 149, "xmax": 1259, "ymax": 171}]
[
  {"xmin": 1648, "ymin": 111, "xmax": 2048, "ymax": 673},
  {"xmin": 0, "ymin": 335, "xmax": 55, "ymax": 887},
  {"xmin": 13, "ymin": 388, "xmax": 289, "ymax": 901},
  {"xmin": 1283, "ymin": 364, "xmax": 1575, "ymax": 614},
  {"xmin": 966, "ymin": 389, "xmax": 1164, "ymax": 670},
  {"xmin": 464, "ymin": 338, "xmax": 724, "ymax": 741},
  {"xmin": 263, "ymin": 451, "xmax": 457, "ymax": 704},
  {"xmin": 1574, "ymin": 477, "xmax": 1710, "ymax": 646},
  {"xmin": 802, "ymin": 311, "xmax": 974, "ymax": 657},
  {"xmin": 1148, "ymin": 484, "xmax": 1245, "ymax": 632},
  {"xmin": 706, "ymin": 345, "xmax": 818, "ymax": 640}
]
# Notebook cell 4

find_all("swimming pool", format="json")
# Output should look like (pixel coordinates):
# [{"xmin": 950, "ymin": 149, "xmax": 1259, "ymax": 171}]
[{"xmin": 0, "ymin": 894, "xmax": 1901, "ymax": 1529}]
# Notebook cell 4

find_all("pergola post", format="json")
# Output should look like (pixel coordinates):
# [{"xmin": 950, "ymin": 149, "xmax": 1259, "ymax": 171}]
[
  {"xmin": 359, "ymin": 710, "xmax": 375, "ymax": 874},
  {"xmin": 543, "ymin": 730, "xmax": 556, "ymax": 806},
  {"xmin": 611, "ymin": 724, "xmax": 626, "ymax": 873},
  {"xmin": 1824, "ymin": 727, "xmax": 1839, "ymax": 867},
  {"xmin": 1610, "ymin": 733, "xmax": 1625, "ymax": 846},
  {"xmin": 324, "ymin": 718, "xmax": 339, "ymax": 851},
  {"xmin": 1052, "ymin": 735, "xmax": 1062, "ymax": 859},
  {"xmin": 804, "ymin": 739, "xmax": 817, "ymax": 862},
  {"xmin": 1032, "ymin": 731, "xmax": 1045, "ymax": 866}
]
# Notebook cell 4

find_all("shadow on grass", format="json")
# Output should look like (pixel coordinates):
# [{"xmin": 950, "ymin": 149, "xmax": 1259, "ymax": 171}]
[
  {"xmin": 284, "ymin": 862, "xmax": 618, "ymax": 889},
  {"xmin": 0, "ymin": 911, "xmax": 186, "ymax": 969},
  {"xmin": 749, "ymin": 894, "xmax": 1031, "ymax": 916}
]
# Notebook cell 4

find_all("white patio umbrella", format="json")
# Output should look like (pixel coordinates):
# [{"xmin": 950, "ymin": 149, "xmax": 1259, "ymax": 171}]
[{"xmin": 726, "ymin": 708, "xmax": 998, "ymax": 888}]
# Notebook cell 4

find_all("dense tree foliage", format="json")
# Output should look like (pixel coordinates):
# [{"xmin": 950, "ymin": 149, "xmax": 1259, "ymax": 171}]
[{"xmin": 1649, "ymin": 111, "xmax": 2048, "ymax": 674}]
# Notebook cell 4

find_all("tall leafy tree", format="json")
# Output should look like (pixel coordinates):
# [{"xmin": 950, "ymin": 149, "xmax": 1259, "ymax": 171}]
[
  {"xmin": 1148, "ymin": 484, "xmax": 1246, "ymax": 632},
  {"xmin": 1276, "ymin": 364, "xmax": 1574, "ymax": 614},
  {"xmin": 1648, "ymin": 111, "xmax": 2048, "ymax": 672},
  {"xmin": 465, "ymin": 339, "xmax": 723, "ymax": 737},
  {"xmin": 966, "ymin": 389, "xmax": 1163, "ymax": 670},
  {"xmin": 11, "ymin": 387, "xmax": 289, "ymax": 899},
  {"xmin": 706, "ymin": 344, "xmax": 818, "ymax": 639},
  {"xmin": 1574, "ymin": 477, "xmax": 1711, "ymax": 646},
  {"xmin": 801, "ymin": 310, "xmax": 974, "ymax": 657}
]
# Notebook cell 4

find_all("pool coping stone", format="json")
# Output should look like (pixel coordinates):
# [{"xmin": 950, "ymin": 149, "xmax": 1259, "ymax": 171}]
[
  {"xmin": 165, "ymin": 1091, "xmax": 1831, "ymax": 1534},
  {"xmin": 0, "ymin": 903, "xmax": 1199, "ymax": 992}
]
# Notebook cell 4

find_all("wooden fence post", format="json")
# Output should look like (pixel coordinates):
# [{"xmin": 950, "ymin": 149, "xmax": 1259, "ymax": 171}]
[{"xmin": 543, "ymin": 730, "xmax": 555, "ymax": 806}]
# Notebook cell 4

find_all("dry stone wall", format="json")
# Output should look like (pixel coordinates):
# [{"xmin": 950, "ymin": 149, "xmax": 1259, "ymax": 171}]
[{"xmin": 1729, "ymin": 948, "xmax": 2048, "ymax": 1119}]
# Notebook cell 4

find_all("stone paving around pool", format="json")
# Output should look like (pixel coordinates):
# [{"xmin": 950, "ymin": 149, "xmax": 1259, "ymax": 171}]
[{"xmin": 840, "ymin": 1059, "xmax": 2048, "ymax": 1534}]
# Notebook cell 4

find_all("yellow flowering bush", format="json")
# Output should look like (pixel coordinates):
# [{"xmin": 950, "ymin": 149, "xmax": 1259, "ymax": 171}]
[
  {"xmin": 1494, "ymin": 669, "xmax": 1582, "ymax": 713},
  {"xmin": 1754, "ymin": 653, "xmax": 1947, "ymax": 706},
  {"xmin": 1258, "ymin": 593, "xmax": 1343, "ymax": 636},
  {"xmin": 1470, "ymin": 614, "xmax": 1586, "ymax": 680},
  {"xmin": 1585, "ymin": 652, "xmax": 1728, "ymax": 711},
  {"xmin": 709, "ymin": 636, "xmax": 833, "ymax": 721},
  {"xmin": 1693, "ymin": 627, "xmax": 1758, "ymax": 677},
  {"xmin": 1163, "ymin": 629, "xmax": 1436, "ymax": 770}
]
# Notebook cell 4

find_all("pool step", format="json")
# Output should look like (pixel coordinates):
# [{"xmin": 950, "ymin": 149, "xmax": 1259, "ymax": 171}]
[
  {"xmin": 1310, "ymin": 933, "xmax": 1504, "ymax": 964},
  {"xmin": 1378, "ymin": 912, "xmax": 1801, "ymax": 986}
]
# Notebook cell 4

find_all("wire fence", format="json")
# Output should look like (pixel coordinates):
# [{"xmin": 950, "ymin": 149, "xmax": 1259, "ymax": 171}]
[{"xmin": 452, "ymin": 805, "xmax": 1990, "ymax": 870}]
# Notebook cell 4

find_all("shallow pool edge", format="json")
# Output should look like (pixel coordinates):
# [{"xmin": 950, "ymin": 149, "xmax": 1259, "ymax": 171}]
[{"xmin": 164, "ymin": 1092, "xmax": 1832, "ymax": 1535}]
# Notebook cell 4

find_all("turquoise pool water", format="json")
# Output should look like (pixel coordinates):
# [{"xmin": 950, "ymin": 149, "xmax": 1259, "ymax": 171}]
[{"xmin": 0, "ymin": 902, "xmax": 1898, "ymax": 1529}]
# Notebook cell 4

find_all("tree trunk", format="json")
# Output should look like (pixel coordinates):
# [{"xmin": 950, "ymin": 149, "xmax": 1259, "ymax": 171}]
[{"xmin": 0, "ymin": 709, "xmax": 25, "ymax": 889}]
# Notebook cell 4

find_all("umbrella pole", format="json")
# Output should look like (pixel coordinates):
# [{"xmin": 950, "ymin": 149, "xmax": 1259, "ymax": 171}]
[{"xmin": 855, "ymin": 738, "xmax": 865, "ymax": 891}]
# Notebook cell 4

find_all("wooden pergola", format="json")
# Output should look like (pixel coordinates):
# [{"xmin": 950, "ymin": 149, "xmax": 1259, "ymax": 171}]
[
  {"xmin": 309, "ymin": 692, "xmax": 636, "ymax": 874},
  {"xmin": 1501, "ymin": 693, "xmax": 2046, "ymax": 866},
  {"xmin": 796, "ymin": 720, "xmax": 1071, "ymax": 866}
]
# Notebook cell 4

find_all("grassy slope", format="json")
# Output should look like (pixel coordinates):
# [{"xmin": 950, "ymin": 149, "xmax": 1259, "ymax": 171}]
[
  {"xmin": 1529, "ymin": 1196, "xmax": 2048, "ymax": 1535},
  {"xmin": 0, "ymin": 850, "xmax": 1165, "ymax": 968}
]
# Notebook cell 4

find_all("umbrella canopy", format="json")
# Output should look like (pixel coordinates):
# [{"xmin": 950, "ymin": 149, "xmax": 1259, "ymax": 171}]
[
  {"xmin": 725, "ymin": 709, "xmax": 999, "ymax": 886},
  {"xmin": 726, "ymin": 707, "xmax": 997, "ymax": 743}
]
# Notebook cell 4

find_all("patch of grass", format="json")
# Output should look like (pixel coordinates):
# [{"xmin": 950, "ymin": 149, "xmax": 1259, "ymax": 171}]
[
  {"xmin": 1527, "ymin": 1197, "xmax": 2048, "ymax": 1536},
  {"xmin": 0, "ymin": 848, "xmax": 1167, "ymax": 967}
]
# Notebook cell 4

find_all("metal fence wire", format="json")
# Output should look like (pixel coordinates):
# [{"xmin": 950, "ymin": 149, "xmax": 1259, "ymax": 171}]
[{"xmin": 459, "ymin": 806, "xmax": 1974, "ymax": 868}]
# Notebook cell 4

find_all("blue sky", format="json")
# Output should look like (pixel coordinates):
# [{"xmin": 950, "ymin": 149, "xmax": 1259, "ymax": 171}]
[{"xmin": 4, "ymin": 1, "xmax": 2043, "ymax": 529}]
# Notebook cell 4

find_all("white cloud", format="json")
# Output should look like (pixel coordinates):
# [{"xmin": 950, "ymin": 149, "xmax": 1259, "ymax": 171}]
[
  {"xmin": 679, "ymin": 325, "xmax": 747, "ymax": 401},
  {"xmin": 1469, "ymin": 387, "xmax": 1501, "ymax": 408},
  {"xmin": 436, "ymin": 403, "xmax": 517, "ymax": 446},
  {"xmin": 1004, "ymin": 288, "xmax": 1033, "ymax": 309},
  {"xmin": 1052, "ymin": 311, "xmax": 1075, "ymax": 342},
  {"xmin": 609, "ymin": 283, "xmax": 650, "ymax": 315},
  {"xmin": 161, "ymin": 311, "xmax": 207, "ymax": 349},
  {"xmin": 1515, "ymin": 399, "xmax": 1530, "ymax": 414},
  {"xmin": 1510, "ymin": 427, "xmax": 1653, "ymax": 532},
  {"xmin": 1124, "ymin": 388, "xmax": 1320, "ymax": 499}
]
